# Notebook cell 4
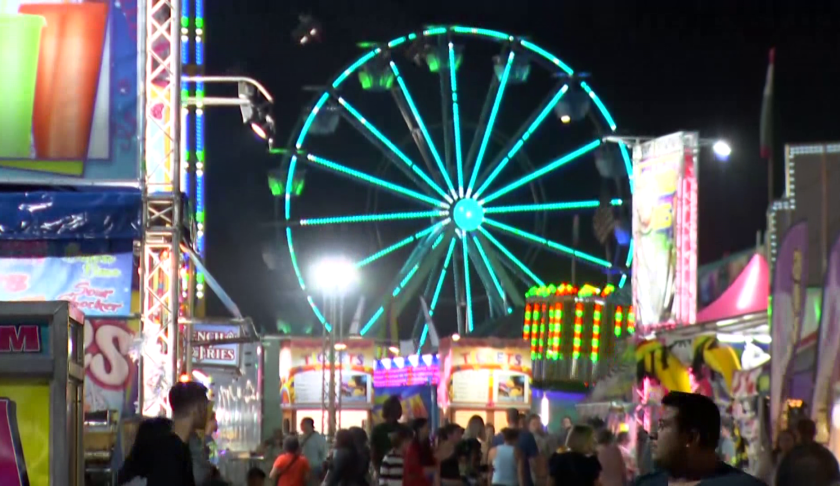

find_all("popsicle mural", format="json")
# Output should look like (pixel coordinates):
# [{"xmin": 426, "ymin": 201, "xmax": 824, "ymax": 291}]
[{"xmin": 0, "ymin": 0, "xmax": 138, "ymax": 182}]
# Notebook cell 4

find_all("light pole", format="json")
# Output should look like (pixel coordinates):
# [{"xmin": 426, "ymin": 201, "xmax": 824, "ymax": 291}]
[
  {"xmin": 603, "ymin": 135, "xmax": 732, "ymax": 161},
  {"xmin": 312, "ymin": 257, "xmax": 358, "ymax": 441}
]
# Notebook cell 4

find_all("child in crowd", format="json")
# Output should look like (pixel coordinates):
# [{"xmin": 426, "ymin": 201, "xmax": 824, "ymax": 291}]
[{"xmin": 379, "ymin": 425, "xmax": 414, "ymax": 486}]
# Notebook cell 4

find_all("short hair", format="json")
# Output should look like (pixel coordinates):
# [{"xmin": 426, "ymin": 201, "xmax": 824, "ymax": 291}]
[
  {"xmin": 335, "ymin": 429, "xmax": 354, "ymax": 449},
  {"xmin": 410, "ymin": 418, "xmax": 428, "ymax": 434},
  {"xmin": 527, "ymin": 413, "xmax": 542, "ymax": 423},
  {"xmin": 565, "ymin": 425, "xmax": 594, "ymax": 453},
  {"xmin": 501, "ymin": 427, "xmax": 520, "ymax": 443},
  {"xmin": 796, "ymin": 418, "xmax": 817, "ymax": 441},
  {"xmin": 300, "ymin": 417, "xmax": 315, "ymax": 428},
  {"xmin": 283, "ymin": 435, "xmax": 300, "ymax": 453},
  {"xmin": 390, "ymin": 425, "xmax": 413, "ymax": 448},
  {"xmin": 247, "ymin": 467, "xmax": 266, "ymax": 480},
  {"xmin": 660, "ymin": 392, "xmax": 721, "ymax": 449},
  {"xmin": 168, "ymin": 382, "xmax": 208, "ymax": 418},
  {"xmin": 382, "ymin": 395, "xmax": 403, "ymax": 421},
  {"xmin": 438, "ymin": 423, "xmax": 462, "ymax": 441},
  {"xmin": 616, "ymin": 431, "xmax": 630, "ymax": 444},
  {"xmin": 506, "ymin": 408, "xmax": 520, "ymax": 424}
]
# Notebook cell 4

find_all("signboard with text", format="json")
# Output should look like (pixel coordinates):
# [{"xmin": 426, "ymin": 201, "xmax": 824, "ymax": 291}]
[
  {"xmin": 191, "ymin": 324, "xmax": 241, "ymax": 368},
  {"xmin": 0, "ymin": 0, "xmax": 139, "ymax": 183},
  {"xmin": 446, "ymin": 346, "xmax": 531, "ymax": 406},
  {"xmin": 632, "ymin": 132, "xmax": 698, "ymax": 333},
  {"xmin": 0, "ymin": 323, "xmax": 48, "ymax": 354},
  {"xmin": 280, "ymin": 339, "xmax": 375, "ymax": 406},
  {"xmin": 0, "ymin": 252, "xmax": 133, "ymax": 317}
]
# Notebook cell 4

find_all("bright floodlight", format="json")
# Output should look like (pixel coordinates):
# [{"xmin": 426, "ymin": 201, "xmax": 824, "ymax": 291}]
[
  {"xmin": 312, "ymin": 257, "xmax": 358, "ymax": 293},
  {"xmin": 713, "ymin": 140, "xmax": 732, "ymax": 160}
]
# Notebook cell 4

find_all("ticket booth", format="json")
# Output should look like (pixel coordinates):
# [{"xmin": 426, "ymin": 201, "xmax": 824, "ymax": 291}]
[{"xmin": 0, "ymin": 301, "xmax": 85, "ymax": 486}]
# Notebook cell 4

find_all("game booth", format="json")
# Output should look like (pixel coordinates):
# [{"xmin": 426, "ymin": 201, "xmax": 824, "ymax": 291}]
[
  {"xmin": 373, "ymin": 353, "xmax": 440, "ymax": 426},
  {"xmin": 279, "ymin": 337, "xmax": 375, "ymax": 432},
  {"xmin": 0, "ymin": 301, "xmax": 86, "ymax": 486},
  {"xmin": 436, "ymin": 336, "xmax": 531, "ymax": 427}
]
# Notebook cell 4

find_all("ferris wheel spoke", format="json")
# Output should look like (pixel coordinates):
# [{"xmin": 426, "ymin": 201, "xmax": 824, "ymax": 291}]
[
  {"xmin": 473, "ymin": 81, "xmax": 569, "ymax": 198},
  {"xmin": 359, "ymin": 227, "xmax": 453, "ymax": 336},
  {"xmin": 484, "ymin": 198, "xmax": 623, "ymax": 215},
  {"xmin": 480, "ymin": 139, "xmax": 602, "ymax": 205},
  {"xmin": 298, "ymin": 210, "xmax": 447, "ymax": 227},
  {"xmin": 474, "ymin": 233, "xmax": 526, "ymax": 307},
  {"xmin": 469, "ymin": 236, "xmax": 507, "ymax": 311},
  {"xmin": 477, "ymin": 227, "xmax": 545, "ymax": 286},
  {"xmin": 355, "ymin": 219, "xmax": 450, "ymax": 269},
  {"xmin": 418, "ymin": 235, "xmax": 457, "ymax": 349},
  {"xmin": 466, "ymin": 50, "xmax": 515, "ymax": 198},
  {"xmin": 389, "ymin": 61, "xmax": 457, "ymax": 198},
  {"xmin": 334, "ymin": 96, "xmax": 452, "ymax": 202},
  {"xmin": 460, "ymin": 233, "xmax": 474, "ymax": 332},
  {"xmin": 304, "ymin": 153, "xmax": 445, "ymax": 209},
  {"xmin": 484, "ymin": 217, "xmax": 612, "ymax": 269},
  {"xmin": 448, "ymin": 42, "xmax": 466, "ymax": 198}
]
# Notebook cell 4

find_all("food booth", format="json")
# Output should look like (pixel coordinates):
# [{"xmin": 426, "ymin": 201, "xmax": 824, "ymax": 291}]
[{"xmin": 373, "ymin": 353, "xmax": 440, "ymax": 426}]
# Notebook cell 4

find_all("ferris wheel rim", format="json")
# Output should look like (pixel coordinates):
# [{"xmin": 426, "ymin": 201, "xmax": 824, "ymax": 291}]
[{"xmin": 280, "ymin": 24, "xmax": 635, "ymax": 340}]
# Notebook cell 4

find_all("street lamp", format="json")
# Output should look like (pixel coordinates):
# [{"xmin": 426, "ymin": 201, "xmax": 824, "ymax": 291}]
[
  {"xmin": 712, "ymin": 140, "xmax": 732, "ymax": 161},
  {"xmin": 603, "ymin": 135, "xmax": 732, "ymax": 161},
  {"xmin": 311, "ymin": 256, "xmax": 358, "ymax": 441}
]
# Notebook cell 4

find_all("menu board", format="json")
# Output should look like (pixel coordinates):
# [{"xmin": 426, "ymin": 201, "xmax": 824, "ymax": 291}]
[
  {"xmin": 280, "ymin": 339, "xmax": 374, "ymax": 406},
  {"xmin": 451, "ymin": 369, "xmax": 490, "ymax": 404},
  {"xmin": 291, "ymin": 370, "xmax": 370, "ymax": 405},
  {"xmin": 494, "ymin": 371, "xmax": 528, "ymax": 404}
]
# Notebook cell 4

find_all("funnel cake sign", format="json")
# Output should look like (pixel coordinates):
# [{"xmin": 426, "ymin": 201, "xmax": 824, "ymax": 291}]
[
  {"xmin": 0, "ymin": 252, "xmax": 133, "ymax": 317},
  {"xmin": 0, "ymin": 0, "xmax": 139, "ymax": 182}
]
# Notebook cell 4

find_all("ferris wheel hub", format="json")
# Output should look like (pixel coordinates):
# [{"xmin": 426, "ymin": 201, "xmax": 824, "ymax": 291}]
[{"xmin": 452, "ymin": 197, "xmax": 484, "ymax": 232}]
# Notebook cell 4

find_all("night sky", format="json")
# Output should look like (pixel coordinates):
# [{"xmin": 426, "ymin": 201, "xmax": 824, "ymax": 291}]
[{"xmin": 201, "ymin": 1, "xmax": 840, "ymax": 334}]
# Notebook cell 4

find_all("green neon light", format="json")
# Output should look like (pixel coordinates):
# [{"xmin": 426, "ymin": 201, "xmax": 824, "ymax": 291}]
[
  {"xmin": 462, "ymin": 235, "xmax": 473, "ymax": 332},
  {"xmin": 479, "ymin": 228, "xmax": 544, "ymax": 286},
  {"xmin": 473, "ymin": 236, "xmax": 505, "ymax": 300},
  {"xmin": 299, "ymin": 210, "xmax": 446, "ymax": 226},
  {"xmin": 484, "ymin": 199, "xmax": 622, "ymax": 214},
  {"xmin": 484, "ymin": 218, "xmax": 612, "ymax": 268},
  {"xmin": 450, "ymin": 42, "xmax": 465, "ymax": 197}
]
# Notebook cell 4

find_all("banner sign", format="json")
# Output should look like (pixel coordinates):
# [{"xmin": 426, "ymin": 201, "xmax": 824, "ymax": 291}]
[
  {"xmin": 84, "ymin": 319, "xmax": 138, "ymax": 412},
  {"xmin": 770, "ymin": 221, "xmax": 809, "ymax": 438},
  {"xmin": 191, "ymin": 324, "xmax": 241, "ymax": 368},
  {"xmin": 280, "ymin": 339, "xmax": 375, "ymax": 406},
  {"xmin": 0, "ymin": 252, "xmax": 133, "ymax": 317},
  {"xmin": 0, "ymin": 323, "xmax": 48, "ymax": 354},
  {"xmin": 632, "ymin": 132, "xmax": 698, "ymax": 332},
  {"xmin": 373, "ymin": 385, "xmax": 435, "ymax": 425},
  {"xmin": 446, "ymin": 346, "xmax": 531, "ymax": 406},
  {"xmin": 0, "ymin": 0, "xmax": 139, "ymax": 183},
  {"xmin": 811, "ymin": 232, "xmax": 840, "ymax": 423}
]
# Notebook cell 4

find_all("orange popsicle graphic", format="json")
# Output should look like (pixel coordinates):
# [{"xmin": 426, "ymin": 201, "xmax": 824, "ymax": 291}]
[{"xmin": 18, "ymin": 3, "xmax": 108, "ymax": 160}]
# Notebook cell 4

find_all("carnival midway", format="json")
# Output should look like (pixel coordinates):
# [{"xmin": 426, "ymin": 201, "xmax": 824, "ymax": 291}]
[{"xmin": 0, "ymin": 0, "xmax": 838, "ymax": 485}]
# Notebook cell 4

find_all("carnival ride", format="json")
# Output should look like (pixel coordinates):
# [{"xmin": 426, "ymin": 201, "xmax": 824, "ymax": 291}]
[{"xmin": 280, "ymin": 26, "xmax": 635, "ymax": 344}]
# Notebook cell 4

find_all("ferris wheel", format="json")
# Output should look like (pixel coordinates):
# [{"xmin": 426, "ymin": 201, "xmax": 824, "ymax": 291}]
[{"xmin": 280, "ymin": 25, "xmax": 634, "ymax": 345}]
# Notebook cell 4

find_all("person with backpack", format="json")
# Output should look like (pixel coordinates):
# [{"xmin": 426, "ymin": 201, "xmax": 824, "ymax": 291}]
[{"xmin": 270, "ymin": 436, "xmax": 311, "ymax": 486}]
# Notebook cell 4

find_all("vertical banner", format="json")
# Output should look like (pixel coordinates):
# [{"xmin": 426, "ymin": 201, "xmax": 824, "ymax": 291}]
[
  {"xmin": 770, "ymin": 221, "xmax": 809, "ymax": 437},
  {"xmin": 632, "ymin": 132, "xmax": 698, "ymax": 333},
  {"xmin": 811, "ymin": 233, "xmax": 840, "ymax": 426}
]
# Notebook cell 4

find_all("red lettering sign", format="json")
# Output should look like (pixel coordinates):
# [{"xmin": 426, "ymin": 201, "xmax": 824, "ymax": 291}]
[
  {"xmin": 84, "ymin": 320, "xmax": 135, "ymax": 390},
  {"xmin": 0, "ymin": 325, "xmax": 41, "ymax": 353}
]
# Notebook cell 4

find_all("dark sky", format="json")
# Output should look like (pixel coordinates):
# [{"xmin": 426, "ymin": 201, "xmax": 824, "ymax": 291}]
[{"xmin": 201, "ymin": 1, "xmax": 840, "ymax": 333}]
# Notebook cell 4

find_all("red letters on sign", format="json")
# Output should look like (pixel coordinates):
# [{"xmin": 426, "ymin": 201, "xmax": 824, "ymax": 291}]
[{"xmin": 0, "ymin": 326, "xmax": 41, "ymax": 353}]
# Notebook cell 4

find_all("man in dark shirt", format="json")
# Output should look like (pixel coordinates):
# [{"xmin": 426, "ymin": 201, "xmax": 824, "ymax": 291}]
[
  {"xmin": 491, "ymin": 408, "xmax": 539, "ymax": 486},
  {"xmin": 634, "ymin": 392, "xmax": 766, "ymax": 486},
  {"xmin": 119, "ymin": 381, "xmax": 210, "ymax": 486},
  {"xmin": 371, "ymin": 396, "xmax": 404, "ymax": 471},
  {"xmin": 775, "ymin": 418, "xmax": 840, "ymax": 486}
]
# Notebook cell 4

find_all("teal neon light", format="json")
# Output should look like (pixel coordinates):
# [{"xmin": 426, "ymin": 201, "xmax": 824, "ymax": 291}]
[
  {"xmin": 484, "ymin": 198, "xmax": 622, "ymax": 214},
  {"xmin": 356, "ymin": 222, "xmax": 446, "ymax": 269},
  {"xmin": 472, "ymin": 236, "xmax": 505, "ymax": 300},
  {"xmin": 299, "ymin": 210, "xmax": 446, "ymax": 226},
  {"xmin": 449, "ymin": 42, "xmax": 465, "ymax": 197},
  {"xmin": 484, "ymin": 218, "xmax": 612, "ymax": 268},
  {"xmin": 473, "ymin": 85, "xmax": 569, "ymax": 198},
  {"xmin": 467, "ymin": 51, "xmax": 514, "ymax": 197},
  {"xmin": 481, "ymin": 139, "xmax": 602, "ymax": 204},
  {"xmin": 478, "ymin": 228, "xmax": 544, "ymax": 286},
  {"xmin": 462, "ymin": 235, "xmax": 473, "ymax": 332}
]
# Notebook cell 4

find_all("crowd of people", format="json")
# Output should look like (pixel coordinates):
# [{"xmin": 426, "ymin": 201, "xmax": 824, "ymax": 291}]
[{"xmin": 115, "ymin": 384, "xmax": 840, "ymax": 486}]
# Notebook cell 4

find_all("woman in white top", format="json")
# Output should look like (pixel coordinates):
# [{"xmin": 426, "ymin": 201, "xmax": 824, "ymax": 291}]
[{"xmin": 488, "ymin": 428, "xmax": 523, "ymax": 486}]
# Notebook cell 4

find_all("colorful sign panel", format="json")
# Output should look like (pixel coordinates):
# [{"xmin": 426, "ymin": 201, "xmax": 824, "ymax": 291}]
[
  {"xmin": 373, "ymin": 385, "xmax": 435, "ymax": 425},
  {"xmin": 0, "ymin": 0, "xmax": 139, "ymax": 182},
  {"xmin": 770, "ymin": 221, "xmax": 809, "ymax": 438},
  {"xmin": 84, "ymin": 319, "xmax": 139, "ymax": 412},
  {"xmin": 0, "ymin": 386, "xmax": 50, "ymax": 486},
  {"xmin": 280, "ymin": 340, "xmax": 374, "ymax": 406},
  {"xmin": 632, "ymin": 132, "xmax": 698, "ymax": 332},
  {"xmin": 191, "ymin": 324, "xmax": 241, "ymax": 368},
  {"xmin": 0, "ymin": 252, "xmax": 133, "ymax": 317},
  {"xmin": 446, "ymin": 346, "xmax": 531, "ymax": 406}
]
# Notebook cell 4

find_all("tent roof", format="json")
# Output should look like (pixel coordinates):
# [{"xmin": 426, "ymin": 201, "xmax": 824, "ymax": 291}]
[{"xmin": 696, "ymin": 253, "xmax": 769, "ymax": 323}]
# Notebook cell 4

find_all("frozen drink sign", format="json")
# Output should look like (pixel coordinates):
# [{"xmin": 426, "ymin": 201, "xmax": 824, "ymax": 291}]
[{"xmin": 632, "ymin": 132, "xmax": 698, "ymax": 332}]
